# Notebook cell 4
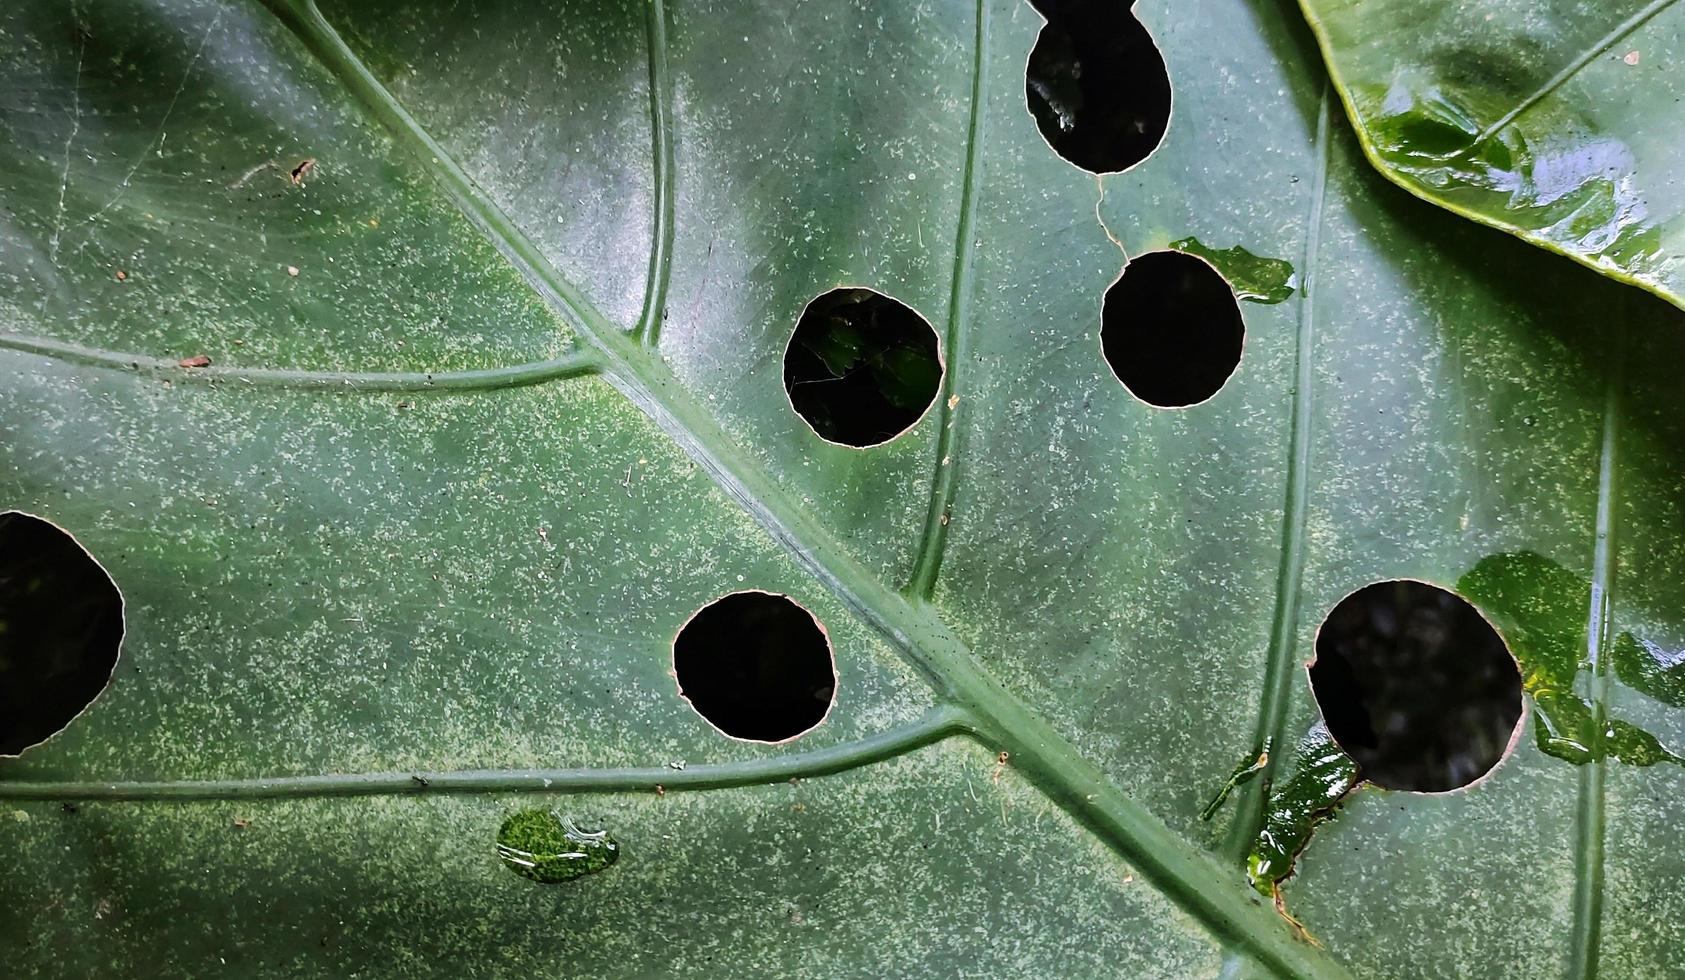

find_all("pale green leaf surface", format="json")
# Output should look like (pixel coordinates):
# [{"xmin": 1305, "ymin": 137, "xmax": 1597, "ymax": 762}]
[{"xmin": 0, "ymin": 742, "xmax": 1224, "ymax": 979}]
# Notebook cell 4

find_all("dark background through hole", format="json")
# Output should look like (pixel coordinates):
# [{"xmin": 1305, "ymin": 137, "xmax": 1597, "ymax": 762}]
[
  {"xmin": 0, "ymin": 512, "xmax": 124, "ymax": 756},
  {"xmin": 1025, "ymin": 0, "xmax": 1171, "ymax": 174},
  {"xmin": 784, "ymin": 288, "xmax": 941, "ymax": 448},
  {"xmin": 1309, "ymin": 580, "xmax": 1523, "ymax": 792},
  {"xmin": 1101, "ymin": 251, "xmax": 1244, "ymax": 408},
  {"xmin": 674, "ymin": 592, "xmax": 835, "ymax": 743}
]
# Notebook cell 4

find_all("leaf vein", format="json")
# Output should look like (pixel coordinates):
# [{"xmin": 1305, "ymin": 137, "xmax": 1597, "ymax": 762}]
[
  {"xmin": 1222, "ymin": 86, "xmax": 1332, "ymax": 863},
  {"xmin": 906, "ymin": 0, "xmax": 990, "ymax": 599},
  {"xmin": 635, "ymin": 0, "xmax": 676, "ymax": 348},
  {"xmin": 0, "ymin": 708, "xmax": 970, "ymax": 802},
  {"xmin": 1476, "ymin": 0, "xmax": 1679, "ymax": 143},
  {"xmin": 0, "ymin": 332, "xmax": 600, "ymax": 392},
  {"xmin": 1568, "ymin": 311, "xmax": 1627, "ymax": 978}
]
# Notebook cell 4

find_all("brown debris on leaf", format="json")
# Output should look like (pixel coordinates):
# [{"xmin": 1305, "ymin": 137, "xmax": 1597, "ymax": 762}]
[
  {"xmin": 289, "ymin": 158, "xmax": 317, "ymax": 185},
  {"xmin": 1273, "ymin": 888, "xmax": 1323, "ymax": 947},
  {"xmin": 178, "ymin": 355, "xmax": 212, "ymax": 369}
]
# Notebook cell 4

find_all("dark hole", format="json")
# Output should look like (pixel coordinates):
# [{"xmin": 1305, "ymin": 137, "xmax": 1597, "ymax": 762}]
[
  {"xmin": 673, "ymin": 591, "xmax": 835, "ymax": 743},
  {"xmin": 0, "ymin": 512, "xmax": 124, "ymax": 756},
  {"xmin": 783, "ymin": 288, "xmax": 942, "ymax": 448},
  {"xmin": 1309, "ymin": 580, "xmax": 1523, "ymax": 793},
  {"xmin": 1025, "ymin": 0, "xmax": 1171, "ymax": 174},
  {"xmin": 1101, "ymin": 250, "xmax": 1244, "ymax": 408}
]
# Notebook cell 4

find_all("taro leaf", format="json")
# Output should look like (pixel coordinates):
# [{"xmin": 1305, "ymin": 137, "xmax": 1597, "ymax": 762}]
[
  {"xmin": 1298, "ymin": 0, "xmax": 1685, "ymax": 309},
  {"xmin": 1, "ymin": 0, "xmax": 1684, "ymax": 978}
]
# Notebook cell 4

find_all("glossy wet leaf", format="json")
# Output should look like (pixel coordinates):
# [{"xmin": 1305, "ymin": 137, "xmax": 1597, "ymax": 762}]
[
  {"xmin": 2, "ymin": 1, "xmax": 1685, "ymax": 978},
  {"xmin": 1299, "ymin": 0, "xmax": 1685, "ymax": 309}
]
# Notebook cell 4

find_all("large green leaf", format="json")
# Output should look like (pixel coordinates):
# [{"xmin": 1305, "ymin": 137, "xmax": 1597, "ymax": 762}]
[
  {"xmin": 1298, "ymin": 0, "xmax": 1685, "ymax": 309},
  {"xmin": 1, "ymin": 0, "xmax": 1683, "ymax": 977}
]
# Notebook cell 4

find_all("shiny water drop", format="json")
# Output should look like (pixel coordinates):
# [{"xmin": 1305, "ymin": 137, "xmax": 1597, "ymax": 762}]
[{"xmin": 496, "ymin": 810, "xmax": 619, "ymax": 883}]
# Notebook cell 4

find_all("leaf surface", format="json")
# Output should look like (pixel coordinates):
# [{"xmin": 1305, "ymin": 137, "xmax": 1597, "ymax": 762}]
[
  {"xmin": 1299, "ymin": 0, "xmax": 1685, "ymax": 308},
  {"xmin": 1, "ymin": 0, "xmax": 1684, "ymax": 977}
]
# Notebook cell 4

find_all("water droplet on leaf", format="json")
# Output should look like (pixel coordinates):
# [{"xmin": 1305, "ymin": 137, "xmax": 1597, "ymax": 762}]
[{"xmin": 496, "ymin": 809, "xmax": 619, "ymax": 883}]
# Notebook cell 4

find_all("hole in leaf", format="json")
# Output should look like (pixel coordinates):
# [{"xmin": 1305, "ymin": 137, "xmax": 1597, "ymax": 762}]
[
  {"xmin": 1100, "ymin": 250, "xmax": 1244, "ymax": 408},
  {"xmin": 1024, "ymin": 0, "xmax": 1171, "ymax": 174},
  {"xmin": 1309, "ymin": 580, "xmax": 1523, "ymax": 793},
  {"xmin": 673, "ymin": 591, "xmax": 836, "ymax": 744},
  {"xmin": 783, "ymin": 287, "xmax": 942, "ymax": 448},
  {"xmin": 0, "ymin": 511, "xmax": 124, "ymax": 756}
]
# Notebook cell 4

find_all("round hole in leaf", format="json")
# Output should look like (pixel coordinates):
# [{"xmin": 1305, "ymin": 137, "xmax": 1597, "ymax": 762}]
[
  {"xmin": 0, "ymin": 511, "xmax": 124, "ymax": 757},
  {"xmin": 1101, "ymin": 250, "xmax": 1244, "ymax": 408},
  {"xmin": 1025, "ymin": 0, "xmax": 1172, "ymax": 174},
  {"xmin": 673, "ymin": 591, "xmax": 836, "ymax": 744},
  {"xmin": 1309, "ymin": 579, "xmax": 1523, "ymax": 793},
  {"xmin": 783, "ymin": 287, "xmax": 942, "ymax": 448}
]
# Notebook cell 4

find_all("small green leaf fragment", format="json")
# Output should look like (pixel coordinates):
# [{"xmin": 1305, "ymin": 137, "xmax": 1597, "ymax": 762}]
[
  {"xmin": 1530, "ymin": 691, "xmax": 1685, "ymax": 768},
  {"xmin": 1531, "ymin": 692, "xmax": 1596, "ymax": 765},
  {"xmin": 1457, "ymin": 552, "xmax": 1584, "ymax": 691},
  {"xmin": 1609, "ymin": 720, "xmax": 1685, "ymax": 768},
  {"xmin": 1246, "ymin": 724, "xmax": 1359, "ymax": 897},
  {"xmin": 1168, "ymin": 238, "xmax": 1297, "ymax": 304},
  {"xmin": 496, "ymin": 809, "xmax": 619, "ymax": 883}
]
